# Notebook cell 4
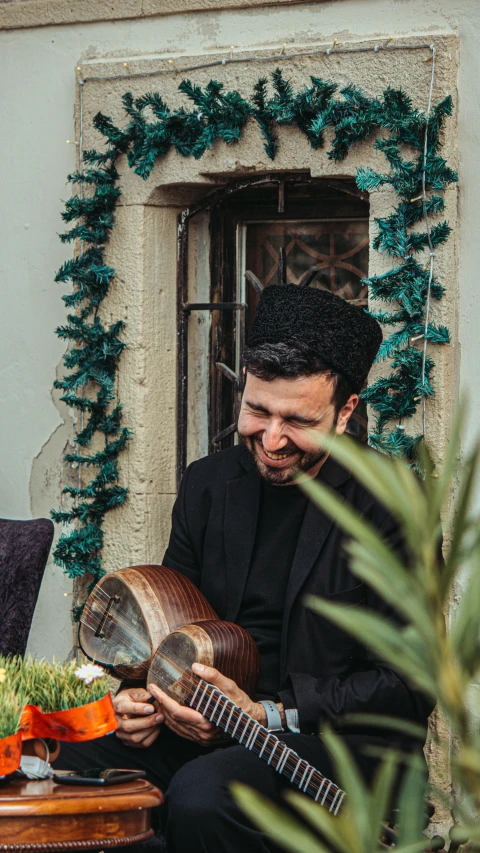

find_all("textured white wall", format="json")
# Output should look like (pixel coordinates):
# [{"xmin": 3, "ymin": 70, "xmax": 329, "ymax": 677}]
[{"xmin": 0, "ymin": 0, "xmax": 477, "ymax": 663}]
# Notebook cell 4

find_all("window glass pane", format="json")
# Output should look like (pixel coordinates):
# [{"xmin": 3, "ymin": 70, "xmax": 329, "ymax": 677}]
[
  {"xmin": 246, "ymin": 218, "xmax": 368, "ymax": 290},
  {"xmin": 243, "ymin": 217, "xmax": 370, "ymax": 442}
]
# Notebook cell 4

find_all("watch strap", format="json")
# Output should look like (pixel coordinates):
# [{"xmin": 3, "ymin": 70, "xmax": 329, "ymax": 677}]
[{"xmin": 258, "ymin": 699, "xmax": 283, "ymax": 732}]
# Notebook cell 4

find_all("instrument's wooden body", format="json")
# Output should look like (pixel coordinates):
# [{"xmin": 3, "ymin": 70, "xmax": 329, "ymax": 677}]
[
  {"xmin": 80, "ymin": 565, "xmax": 348, "ymax": 816},
  {"xmin": 79, "ymin": 565, "xmax": 259, "ymax": 696},
  {"xmin": 149, "ymin": 619, "xmax": 259, "ymax": 701}
]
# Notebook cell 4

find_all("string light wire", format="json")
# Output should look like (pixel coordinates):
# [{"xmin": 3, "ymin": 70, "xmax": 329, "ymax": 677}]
[
  {"xmin": 75, "ymin": 41, "xmax": 434, "ymax": 85},
  {"xmin": 419, "ymin": 44, "xmax": 437, "ymax": 436},
  {"xmin": 77, "ymin": 82, "xmax": 84, "ymax": 499}
]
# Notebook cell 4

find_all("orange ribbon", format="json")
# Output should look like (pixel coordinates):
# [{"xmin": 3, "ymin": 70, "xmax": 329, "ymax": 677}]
[
  {"xmin": 0, "ymin": 731, "xmax": 22, "ymax": 776},
  {"xmin": 20, "ymin": 693, "xmax": 118, "ymax": 742}
]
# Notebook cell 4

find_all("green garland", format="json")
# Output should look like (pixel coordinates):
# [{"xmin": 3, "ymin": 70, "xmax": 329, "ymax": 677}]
[{"xmin": 52, "ymin": 69, "xmax": 457, "ymax": 595}]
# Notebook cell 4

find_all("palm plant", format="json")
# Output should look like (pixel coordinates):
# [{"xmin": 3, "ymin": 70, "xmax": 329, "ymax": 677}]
[{"xmin": 234, "ymin": 409, "xmax": 480, "ymax": 850}]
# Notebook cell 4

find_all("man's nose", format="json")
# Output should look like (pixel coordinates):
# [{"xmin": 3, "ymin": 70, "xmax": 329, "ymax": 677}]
[{"xmin": 262, "ymin": 421, "xmax": 288, "ymax": 452}]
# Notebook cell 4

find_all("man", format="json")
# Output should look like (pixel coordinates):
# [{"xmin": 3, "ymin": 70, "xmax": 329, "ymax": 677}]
[{"xmin": 55, "ymin": 284, "xmax": 433, "ymax": 852}]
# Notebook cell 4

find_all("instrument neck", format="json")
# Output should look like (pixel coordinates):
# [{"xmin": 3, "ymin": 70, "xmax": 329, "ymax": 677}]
[{"xmin": 185, "ymin": 676, "xmax": 345, "ymax": 816}]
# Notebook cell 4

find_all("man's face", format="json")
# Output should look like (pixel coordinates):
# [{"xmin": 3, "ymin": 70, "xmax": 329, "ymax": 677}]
[{"xmin": 237, "ymin": 372, "xmax": 358, "ymax": 485}]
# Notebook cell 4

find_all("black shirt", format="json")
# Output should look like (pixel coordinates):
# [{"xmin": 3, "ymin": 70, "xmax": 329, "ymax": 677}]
[{"xmin": 236, "ymin": 478, "xmax": 308, "ymax": 699}]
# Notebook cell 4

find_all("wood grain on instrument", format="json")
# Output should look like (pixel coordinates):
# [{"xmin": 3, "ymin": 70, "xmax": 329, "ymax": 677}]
[
  {"xmin": 191, "ymin": 620, "xmax": 260, "ymax": 698},
  {"xmin": 158, "ymin": 620, "xmax": 260, "ymax": 699},
  {"xmin": 80, "ymin": 565, "xmax": 219, "ymax": 681}
]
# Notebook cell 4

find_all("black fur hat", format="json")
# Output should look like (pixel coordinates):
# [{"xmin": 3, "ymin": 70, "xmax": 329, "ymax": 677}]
[{"xmin": 247, "ymin": 285, "xmax": 382, "ymax": 393}]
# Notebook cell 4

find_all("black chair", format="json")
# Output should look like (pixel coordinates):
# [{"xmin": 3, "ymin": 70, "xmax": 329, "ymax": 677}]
[{"xmin": 0, "ymin": 517, "xmax": 54, "ymax": 657}]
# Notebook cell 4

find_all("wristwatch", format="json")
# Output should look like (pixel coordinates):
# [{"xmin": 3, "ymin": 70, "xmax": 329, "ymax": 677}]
[{"xmin": 258, "ymin": 699, "xmax": 284, "ymax": 732}]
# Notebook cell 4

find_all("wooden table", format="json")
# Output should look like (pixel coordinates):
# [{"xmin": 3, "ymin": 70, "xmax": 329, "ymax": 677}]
[{"xmin": 0, "ymin": 775, "xmax": 163, "ymax": 851}]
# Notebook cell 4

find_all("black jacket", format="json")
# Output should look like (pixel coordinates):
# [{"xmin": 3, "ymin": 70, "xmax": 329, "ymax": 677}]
[{"xmin": 163, "ymin": 443, "xmax": 433, "ymax": 736}]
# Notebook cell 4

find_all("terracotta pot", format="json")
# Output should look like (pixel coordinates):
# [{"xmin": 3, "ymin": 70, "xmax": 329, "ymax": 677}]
[{"xmin": 21, "ymin": 737, "xmax": 60, "ymax": 762}]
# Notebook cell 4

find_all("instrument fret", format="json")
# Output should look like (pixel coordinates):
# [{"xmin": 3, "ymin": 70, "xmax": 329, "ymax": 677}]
[
  {"xmin": 187, "ymin": 678, "xmax": 345, "ymax": 815},
  {"xmin": 267, "ymin": 739, "xmax": 278, "ymax": 766}
]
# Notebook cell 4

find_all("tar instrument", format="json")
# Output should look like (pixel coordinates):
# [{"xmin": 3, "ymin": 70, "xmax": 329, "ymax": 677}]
[{"xmin": 79, "ymin": 564, "xmax": 346, "ymax": 815}]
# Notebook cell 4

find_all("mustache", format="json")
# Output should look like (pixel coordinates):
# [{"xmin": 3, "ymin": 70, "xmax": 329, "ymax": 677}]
[{"xmin": 254, "ymin": 435, "xmax": 300, "ymax": 455}]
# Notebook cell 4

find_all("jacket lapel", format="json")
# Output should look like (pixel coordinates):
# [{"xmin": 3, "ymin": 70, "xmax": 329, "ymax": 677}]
[
  {"xmin": 280, "ymin": 454, "xmax": 351, "ymax": 668},
  {"xmin": 224, "ymin": 449, "xmax": 261, "ymax": 622}
]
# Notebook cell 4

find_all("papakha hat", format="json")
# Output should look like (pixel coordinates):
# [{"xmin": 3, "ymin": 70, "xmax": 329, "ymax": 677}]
[{"xmin": 247, "ymin": 284, "xmax": 382, "ymax": 394}]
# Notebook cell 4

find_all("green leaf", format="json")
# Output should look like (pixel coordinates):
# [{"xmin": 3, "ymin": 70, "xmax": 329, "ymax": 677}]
[
  {"xmin": 450, "ymin": 549, "xmax": 480, "ymax": 675},
  {"xmin": 299, "ymin": 477, "xmax": 413, "ymax": 583},
  {"xmin": 397, "ymin": 753, "xmax": 427, "ymax": 846},
  {"xmin": 343, "ymin": 540, "xmax": 436, "ymax": 649},
  {"xmin": 306, "ymin": 596, "xmax": 436, "ymax": 698},
  {"xmin": 338, "ymin": 714, "xmax": 428, "ymax": 742},
  {"xmin": 320, "ymin": 728, "xmax": 370, "ymax": 849},
  {"xmin": 444, "ymin": 436, "xmax": 480, "ymax": 587},
  {"xmin": 299, "ymin": 432, "xmax": 427, "ymax": 549},
  {"xmin": 286, "ymin": 793, "xmax": 354, "ymax": 853},
  {"xmin": 449, "ymin": 824, "xmax": 475, "ymax": 843},
  {"xmin": 368, "ymin": 752, "xmax": 399, "ymax": 848},
  {"xmin": 231, "ymin": 783, "xmax": 330, "ymax": 853},
  {"xmin": 422, "ymin": 406, "xmax": 464, "ymax": 527}
]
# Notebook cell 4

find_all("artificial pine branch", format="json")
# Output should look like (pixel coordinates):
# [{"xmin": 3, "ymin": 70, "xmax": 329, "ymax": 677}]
[{"xmin": 53, "ymin": 68, "xmax": 457, "ymax": 591}]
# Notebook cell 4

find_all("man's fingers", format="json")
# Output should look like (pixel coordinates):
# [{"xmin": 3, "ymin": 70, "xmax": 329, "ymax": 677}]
[
  {"xmin": 138, "ymin": 727, "xmax": 162, "ymax": 748},
  {"xmin": 160, "ymin": 707, "xmax": 215, "ymax": 734},
  {"xmin": 191, "ymin": 663, "xmax": 238, "ymax": 699},
  {"xmin": 120, "ymin": 713, "xmax": 163, "ymax": 734},
  {"xmin": 114, "ymin": 697, "xmax": 156, "ymax": 717},
  {"xmin": 163, "ymin": 717, "xmax": 217, "ymax": 744},
  {"xmin": 148, "ymin": 684, "xmax": 206, "ymax": 727},
  {"xmin": 163, "ymin": 719, "xmax": 199, "ymax": 742},
  {"xmin": 165, "ymin": 720, "xmax": 229, "ymax": 745},
  {"xmin": 128, "ymin": 688, "xmax": 153, "ymax": 703},
  {"xmin": 115, "ymin": 720, "xmax": 162, "ymax": 746}
]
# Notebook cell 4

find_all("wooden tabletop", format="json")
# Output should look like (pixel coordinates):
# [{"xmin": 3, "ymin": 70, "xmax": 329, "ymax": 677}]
[{"xmin": 0, "ymin": 776, "xmax": 164, "ymax": 851}]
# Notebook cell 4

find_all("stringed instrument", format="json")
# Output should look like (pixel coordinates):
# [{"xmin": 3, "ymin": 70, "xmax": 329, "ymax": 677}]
[{"xmin": 79, "ymin": 565, "xmax": 346, "ymax": 815}]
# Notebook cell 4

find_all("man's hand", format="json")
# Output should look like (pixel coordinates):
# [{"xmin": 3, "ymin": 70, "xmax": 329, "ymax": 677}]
[
  {"xmin": 113, "ymin": 687, "xmax": 165, "ymax": 748},
  {"xmin": 147, "ymin": 663, "xmax": 284, "ymax": 746}
]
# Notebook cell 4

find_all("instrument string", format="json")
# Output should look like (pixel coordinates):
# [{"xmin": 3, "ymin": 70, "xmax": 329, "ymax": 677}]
[
  {"xmin": 82, "ymin": 595, "xmax": 208, "ymax": 681},
  {"xmin": 81, "ymin": 589, "xmax": 152, "ymax": 653},
  {"xmin": 83, "ymin": 585, "xmax": 192, "ymax": 663},
  {"xmin": 166, "ymin": 669, "xmax": 342, "ymax": 808},
  {"xmin": 190, "ymin": 678, "xmax": 343, "ymax": 810}
]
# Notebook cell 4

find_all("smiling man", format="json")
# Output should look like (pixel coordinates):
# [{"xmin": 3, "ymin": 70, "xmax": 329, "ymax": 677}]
[{"xmin": 55, "ymin": 284, "xmax": 433, "ymax": 853}]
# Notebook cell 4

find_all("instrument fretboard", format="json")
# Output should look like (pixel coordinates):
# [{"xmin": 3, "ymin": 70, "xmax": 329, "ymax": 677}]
[{"xmin": 186, "ymin": 677, "xmax": 345, "ymax": 815}]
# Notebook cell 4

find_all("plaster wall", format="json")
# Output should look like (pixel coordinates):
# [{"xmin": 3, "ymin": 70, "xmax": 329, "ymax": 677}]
[{"xmin": 0, "ymin": 2, "xmax": 477, "ymax": 817}]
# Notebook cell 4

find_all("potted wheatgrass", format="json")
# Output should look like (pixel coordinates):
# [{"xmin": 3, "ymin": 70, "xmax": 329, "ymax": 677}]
[
  {"xmin": 0, "ymin": 657, "xmax": 117, "ymax": 776},
  {"xmin": 0, "ymin": 669, "xmax": 25, "ymax": 776}
]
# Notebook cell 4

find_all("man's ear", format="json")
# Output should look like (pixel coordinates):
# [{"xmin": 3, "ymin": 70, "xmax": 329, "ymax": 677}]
[
  {"xmin": 335, "ymin": 394, "xmax": 359, "ymax": 435},
  {"xmin": 239, "ymin": 366, "xmax": 247, "ymax": 393}
]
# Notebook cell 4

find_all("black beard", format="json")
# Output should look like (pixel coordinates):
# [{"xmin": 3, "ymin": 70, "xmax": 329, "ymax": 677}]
[{"xmin": 239, "ymin": 432, "xmax": 328, "ymax": 485}]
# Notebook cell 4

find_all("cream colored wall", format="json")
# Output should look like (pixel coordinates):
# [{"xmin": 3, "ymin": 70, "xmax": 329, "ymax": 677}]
[{"xmin": 0, "ymin": 7, "xmax": 476, "ymax": 817}]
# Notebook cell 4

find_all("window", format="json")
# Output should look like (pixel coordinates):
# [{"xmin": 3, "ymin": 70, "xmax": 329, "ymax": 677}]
[{"xmin": 177, "ymin": 175, "xmax": 369, "ymax": 482}]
